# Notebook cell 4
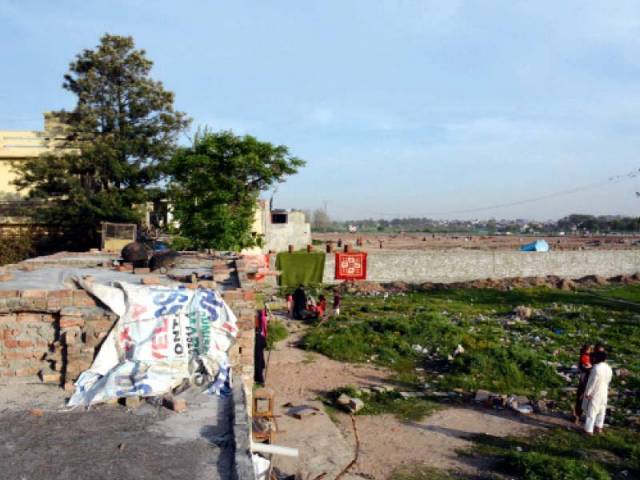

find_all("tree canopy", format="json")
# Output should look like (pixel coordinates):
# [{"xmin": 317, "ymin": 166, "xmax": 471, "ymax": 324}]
[
  {"xmin": 14, "ymin": 34, "xmax": 189, "ymax": 249},
  {"xmin": 166, "ymin": 130, "xmax": 305, "ymax": 250}
]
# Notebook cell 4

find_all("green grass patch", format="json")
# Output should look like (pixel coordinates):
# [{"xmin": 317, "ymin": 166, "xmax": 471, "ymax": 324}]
[
  {"xmin": 301, "ymin": 285, "xmax": 640, "ymax": 422},
  {"xmin": 468, "ymin": 427, "xmax": 640, "ymax": 480},
  {"xmin": 302, "ymin": 351, "xmax": 317, "ymax": 364},
  {"xmin": 323, "ymin": 385, "xmax": 440, "ymax": 422},
  {"xmin": 390, "ymin": 465, "xmax": 467, "ymax": 480},
  {"xmin": 266, "ymin": 319, "xmax": 288, "ymax": 350}
]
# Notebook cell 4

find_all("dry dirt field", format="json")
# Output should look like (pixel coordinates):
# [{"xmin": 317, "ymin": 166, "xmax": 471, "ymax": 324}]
[{"xmin": 313, "ymin": 232, "xmax": 640, "ymax": 251}]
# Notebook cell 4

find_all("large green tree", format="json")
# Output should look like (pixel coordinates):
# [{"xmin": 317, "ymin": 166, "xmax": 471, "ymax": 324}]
[
  {"xmin": 166, "ymin": 130, "xmax": 305, "ymax": 250},
  {"xmin": 15, "ymin": 34, "xmax": 189, "ymax": 249}
]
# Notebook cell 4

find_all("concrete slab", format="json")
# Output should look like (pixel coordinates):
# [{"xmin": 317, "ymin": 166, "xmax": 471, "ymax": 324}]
[
  {"xmin": 0, "ymin": 388, "xmax": 235, "ymax": 480},
  {"xmin": 0, "ymin": 266, "xmax": 181, "ymax": 291}
]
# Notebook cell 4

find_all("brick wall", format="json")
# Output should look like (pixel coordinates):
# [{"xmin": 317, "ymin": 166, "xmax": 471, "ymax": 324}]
[
  {"xmin": 224, "ymin": 289, "xmax": 256, "ymax": 405},
  {"xmin": 226, "ymin": 257, "xmax": 258, "ymax": 409},
  {"xmin": 1, "ymin": 260, "xmax": 258, "ymax": 405},
  {"xmin": 0, "ymin": 288, "xmax": 117, "ymax": 389}
]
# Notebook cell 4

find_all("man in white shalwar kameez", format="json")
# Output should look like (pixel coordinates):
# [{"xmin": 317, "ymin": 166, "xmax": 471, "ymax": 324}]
[{"xmin": 582, "ymin": 351, "xmax": 613, "ymax": 435}]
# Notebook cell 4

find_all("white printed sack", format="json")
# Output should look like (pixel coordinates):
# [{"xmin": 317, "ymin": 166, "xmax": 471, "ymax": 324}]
[{"xmin": 68, "ymin": 282, "xmax": 238, "ymax": 406}]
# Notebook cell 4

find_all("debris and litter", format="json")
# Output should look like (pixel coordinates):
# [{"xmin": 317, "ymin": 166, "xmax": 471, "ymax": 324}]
[
  {"xmin": 349, "ymin": 398, "xmax": 365, "ymax": 413},
  {"xmin": 519, "ymin": 239, "xmax": 550, "ymax": 252},
  {"xmin": 252, "ymin": 454, "xmax": 271, "ymax": 480},
  {"xmin": 287, "ymin": 404, "xmax": 320, "ymax": 419}
]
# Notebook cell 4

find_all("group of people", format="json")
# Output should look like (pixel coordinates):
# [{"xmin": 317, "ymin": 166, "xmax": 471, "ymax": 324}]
[
  {"xmin": 289, "ymin": 285, "xmax": 341, "ymax": 320},
  {"xmin": 574, "ymin": 343, "xmax": 613, "ymax": 435}
]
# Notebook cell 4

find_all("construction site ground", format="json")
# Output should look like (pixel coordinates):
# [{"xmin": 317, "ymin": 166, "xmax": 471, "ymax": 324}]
[
  {"xmin": 0, "ymin": 377, "xmax": 234, "ymax": 480},
  {"xmin": 0, "ymin": 251, "xmax": 245, "ymax": 480},
  {"xmin": 265, "ymin": 313, "xmax": 574, "ymax": 480},
  {"xmin": 313, "ymin": 232, "xmax": 640, "ymax": 251}
]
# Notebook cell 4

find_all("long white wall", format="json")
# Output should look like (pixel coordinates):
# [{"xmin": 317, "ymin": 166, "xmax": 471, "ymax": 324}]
[{"xmin": 323, "ymin": 249, "xmax": 640, "ymax": 283}]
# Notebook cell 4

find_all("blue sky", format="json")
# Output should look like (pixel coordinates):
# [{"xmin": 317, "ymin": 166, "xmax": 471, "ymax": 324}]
[{"xmin": 2, "ymin": 1, "xmax": 640, "ymax": 220}]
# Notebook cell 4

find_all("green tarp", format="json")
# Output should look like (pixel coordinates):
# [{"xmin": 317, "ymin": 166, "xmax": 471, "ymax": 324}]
[{"xmin": 276, "ymin": 251, "xmax": 326, "ymax": 287}]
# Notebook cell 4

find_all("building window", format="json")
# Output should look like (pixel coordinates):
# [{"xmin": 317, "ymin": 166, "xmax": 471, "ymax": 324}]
[{"xmin": 271, "ymin": 212, "xmax": 288, "ymax": 224}]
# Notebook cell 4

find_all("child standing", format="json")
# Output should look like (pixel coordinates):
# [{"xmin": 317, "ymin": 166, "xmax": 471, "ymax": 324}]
[
  {"xmin": 573, "ymin": 344, "xmax": 593, "ymax": 423},
  {"xmin": 332, "ymin": 293, "xmax": 341, "ymax": 316}
]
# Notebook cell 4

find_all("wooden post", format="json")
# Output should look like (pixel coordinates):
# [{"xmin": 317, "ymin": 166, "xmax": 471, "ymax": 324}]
[{"xmin": 288, "ymin": 245, "xmax": 294, "ymax": 253}]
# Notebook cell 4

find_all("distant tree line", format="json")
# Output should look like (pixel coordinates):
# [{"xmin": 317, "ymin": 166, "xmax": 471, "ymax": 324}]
[{"xmin": 313, "ymin": 214, "xmax": 640, "ymax": 234}]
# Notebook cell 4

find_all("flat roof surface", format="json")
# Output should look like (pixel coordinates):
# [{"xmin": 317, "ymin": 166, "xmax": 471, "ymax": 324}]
[{"xmin": 0, "ymin": 381, "xmax": 234, "ymax": 480}]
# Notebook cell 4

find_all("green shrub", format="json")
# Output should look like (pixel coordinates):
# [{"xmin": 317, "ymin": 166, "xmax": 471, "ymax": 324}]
[
  {"xmin": 0, "ymin": 228, "xmax": 34, "ymax": 266},
  {"xmin": 266, "ymin": 319, "xmax": 288, "ymax": 350},
  {"xmin": 169, "ymin": 235, "xmax": 195, "ymax": 251}
]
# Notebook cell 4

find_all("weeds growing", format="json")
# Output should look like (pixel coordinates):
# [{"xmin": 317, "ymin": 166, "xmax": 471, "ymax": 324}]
[
  {"xmin": 467, "ymin": 427, "xmax": 640, "ymax": 480},
  {"xmin": 266, "ymin": 319, "xmax": 288, "ymax": 350},
  {"xmin": 323, "ymin": 385, "xmax": 440, "ymax": 422},
  {"xmin": 303, "ymin": 286, "xmax": 640, "ymax": 422}
]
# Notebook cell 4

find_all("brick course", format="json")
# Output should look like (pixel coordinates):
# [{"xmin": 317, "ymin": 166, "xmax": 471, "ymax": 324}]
[{"xmin": 0, "ymin": 288, "xmax": 116, "ymax": 383}]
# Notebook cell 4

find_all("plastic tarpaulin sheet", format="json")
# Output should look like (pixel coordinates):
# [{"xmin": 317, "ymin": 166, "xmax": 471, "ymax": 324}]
[
  {"xmin": 276, "ymin": 252, "xmax": 325, "ymax": 286},
  {"xmin": 68, "ymin": 282, "xmax": 238, "ymax": 407},
  {"xmin": 520, "ymin": 239, "xmax": 550, "ymax": 252}
]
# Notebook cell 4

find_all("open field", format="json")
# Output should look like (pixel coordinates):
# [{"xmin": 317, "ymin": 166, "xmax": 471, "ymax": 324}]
[
  {"xmin": 296, "ymin": 283, "xmax": 640, "ymax": 478},
  {"xmin": 312, "ymin": 232, "xmax": 640, "ymax": 251}
]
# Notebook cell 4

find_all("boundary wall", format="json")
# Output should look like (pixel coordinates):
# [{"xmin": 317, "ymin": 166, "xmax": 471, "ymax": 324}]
[{"xmin": 323, "ymin": 249, "xmax": 640, "ymax": 284}]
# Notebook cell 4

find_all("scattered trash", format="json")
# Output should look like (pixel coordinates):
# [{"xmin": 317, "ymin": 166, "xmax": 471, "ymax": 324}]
[
  {"xmin": 163, "ymin": 396, "xmax": 188, "ymax": 413},
  {"xmin": 513, "ymin": 405, "xmax": 533, "ymax": 414},
  {"xmin": 520, "ymin": 239, "xmax": 549, "ymax": 252},
  {"xmin": 412, "ymin": 344, "xmax": 429, "ymax": 354},
  {"xmin": 399, "ymin": 392, "xmax": 426, "ymax": 398},
  {"xmin": 616, "ymin": 368, "xmax": 631, "ymax": 378},
  {"xmin": 513, "ymin": 306, "xmax": 533, "ymax": 320},
  {"xmin": 474, "ymin": 390, "xmax": 492, "ymax": 402},
  {"xmin": 253, "ymin": 454, "xmax": 271, "ymax": 480},
  {"xmin": 349, "ymin": 398, "xmax": 365, "ymax": 413},
  {"xmin": 287, "ymin": 404, "xmax": 320, "ymax": 419}
]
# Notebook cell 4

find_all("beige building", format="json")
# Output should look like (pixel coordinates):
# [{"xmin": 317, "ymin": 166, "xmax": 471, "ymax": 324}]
[
  {"xmin": 0, "ymin": 112, "xmax": 68, "ymax": 198},
  {"xmin": 243, "ymin": 200, "xmax": 311, "ymax": 253}
]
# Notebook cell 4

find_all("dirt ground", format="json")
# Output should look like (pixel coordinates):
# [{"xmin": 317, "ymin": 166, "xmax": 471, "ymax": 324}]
[
  {"xmin": 266, "ymin": 314, "xmax": 574, "ymax": 479},
  {"xmin": 313, "ymin": 232, "xmax": 640, "ymax": 251}
]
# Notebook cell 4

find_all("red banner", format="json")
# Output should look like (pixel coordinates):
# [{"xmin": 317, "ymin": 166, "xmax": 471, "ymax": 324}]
[{"xmin": 335, "ymin": 252, "xmax": 367, "ymax": 280}]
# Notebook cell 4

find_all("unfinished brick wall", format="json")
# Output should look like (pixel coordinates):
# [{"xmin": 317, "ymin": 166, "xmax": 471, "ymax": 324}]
[
  {"xmin": 0, "ymin": 289, "xmax": 116, "ymax": 388},
  {"xmin": 224, "ymin": 289, "xmax": 256, "ymax": 395},
  {"xmin": 224, "ymin": 257, "xmax": 258, "ymax": 408}
]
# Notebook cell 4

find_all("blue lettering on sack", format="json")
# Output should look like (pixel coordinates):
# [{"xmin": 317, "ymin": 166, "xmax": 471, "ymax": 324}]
[{"xmin": 199, "ymin": 290, "xmax": 222, "ymax": 322}]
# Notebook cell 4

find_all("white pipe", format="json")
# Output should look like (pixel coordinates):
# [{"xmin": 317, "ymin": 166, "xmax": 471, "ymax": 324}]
[{"xmin": 251, "ymin": 442, "xmax": 299, "ymax": 458}]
